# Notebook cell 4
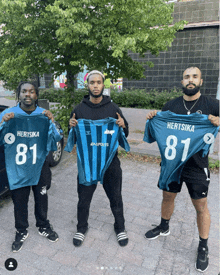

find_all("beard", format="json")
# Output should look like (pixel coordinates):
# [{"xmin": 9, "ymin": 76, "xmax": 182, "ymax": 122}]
[
  {"xmin": 88, "ymin": 87, "xmax": 104, "ymax": 98},
  {"xmin": 182, "ymin": 84, "xmax": 200, "ymax": 96}
]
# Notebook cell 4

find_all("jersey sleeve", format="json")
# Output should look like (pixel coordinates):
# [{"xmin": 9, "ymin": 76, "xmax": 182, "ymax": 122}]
[
  {"xmin": 143, "ymin": 119, "xmax": 156, "ymax": 143},
  {"xmin": 118, "ymin": 127, "xmax": 130, "ymax": 152},
  {"xmin": 47, "ymin": 120, "xmax": 63, "ymax": 152},
  {"xmin": 64, "ymin": 127, "xmax": 76, "ymax": 152},
  {"xmin": 0, "ymin": 121, "xmax": 6, "ymax": 146}
]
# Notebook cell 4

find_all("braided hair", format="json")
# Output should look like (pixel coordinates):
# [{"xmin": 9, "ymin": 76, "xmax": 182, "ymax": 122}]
[{"xmin": 16, "ymin": 81, "xmax": 39, "ymax": 106}]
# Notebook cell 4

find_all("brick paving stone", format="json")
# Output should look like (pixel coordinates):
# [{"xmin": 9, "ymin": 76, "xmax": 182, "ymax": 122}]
[
  {"xmin": 52, "ymin": 251, "xmax": 81, "ymax": 267},
  {"xmin": 77, "ymin": 259, "xmax": 108, "ymax": 275},
  {"xmin": 155, "ymin": 268, "xmax": 175, "ymax": 275},
  {"xmin": 32, "ymin": 255, "xmax": 63, "ymax": 273},
  {"xmin": 101, "ymin": 222, "xmax": 114, "ymax": 234},
  {"xmin": 115, "ymin": 249, "xmax": 143, "ymax": 266},
  {"xmin": 157, "ymin": 249, "xmax": 175, "ymax": 273},
  {"xmin": 92, "ymin": 240, "xmax": 119, "ymax": 257},
  {"xmin": 87, "ymin": 228, "xmax": 112, "ymax": 242},
  {"xmin": 133, "ymin": 216, "xmax": 152, "ymax": 227},
  {"xmin": 89, "ymin": 219, "xmax": 104, "ymax": 231},
  {"xmin": 57, "ymin": 265, "xmax": 86, "ymax": 275},
  {"xmin": 96, "ymin": 214, "xmax": 114, "ymax": 224},
  {"xmin": 97, "ymin": 254, "xmax": 126, "ymax": 271},
  {"xmin": 31, "ymin": 243, "xmax": 59, "ymax": 257},
  {"xmin": 142, "ymin": 255, "xmax": 159, "ymax": 270},
  {"xmin": 122, "ymin": 264, "xmax": 154, "ymax": 275}
]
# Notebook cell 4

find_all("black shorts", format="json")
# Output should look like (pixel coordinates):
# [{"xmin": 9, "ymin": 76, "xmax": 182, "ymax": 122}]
[{"xmin": 158, "ymin": 167, "xmax": 210, "ymax": 200}]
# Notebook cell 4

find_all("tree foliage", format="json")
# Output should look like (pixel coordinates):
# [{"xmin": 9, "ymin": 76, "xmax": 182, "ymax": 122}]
[{"xmin": 0, "ymin": 0, "xmax": 186, "ymax": 89}]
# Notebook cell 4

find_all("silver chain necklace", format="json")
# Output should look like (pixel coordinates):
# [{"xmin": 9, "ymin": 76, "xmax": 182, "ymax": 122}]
[{"xmin": 183, "ymin": 96, "xmax": 200, "ymax": 115}]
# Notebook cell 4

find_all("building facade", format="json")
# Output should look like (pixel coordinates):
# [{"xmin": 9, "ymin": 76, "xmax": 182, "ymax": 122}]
[{"xmin": 123, "ymin": 0, "xmax": 219, "ymax": 98}]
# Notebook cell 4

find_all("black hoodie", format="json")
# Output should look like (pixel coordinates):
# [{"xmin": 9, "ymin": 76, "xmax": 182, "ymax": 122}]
[{"xmin": 69, "ymin": 95, "xmax": 129, "ymax": 137}]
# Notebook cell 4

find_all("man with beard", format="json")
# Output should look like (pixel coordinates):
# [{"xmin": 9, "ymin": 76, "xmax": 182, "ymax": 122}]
[
  {"xmin": 144, "ymin": 67, "xmax": 219, "ymax": 273},
  {"xmin": 68, "ymin": 70, "xmax": 129, "ymax": 247}
]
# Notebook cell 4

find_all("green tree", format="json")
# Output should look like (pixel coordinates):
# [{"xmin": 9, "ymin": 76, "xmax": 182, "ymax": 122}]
[{"xmin": 0, "ymin": 0, "xmax": 186, "ymax": 90}]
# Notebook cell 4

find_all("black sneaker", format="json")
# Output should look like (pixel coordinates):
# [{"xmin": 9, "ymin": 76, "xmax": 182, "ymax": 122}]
[
  {"xmin": 145, "ymin": 225, "xmax": 170, "ymax": 240},
  {"xmin": 195, "ymin": 246, "xmax": 209, "ymax": 273},
  {"xmin": 38, "ymin": 225, "xmax": 59, "ymax": 242},
  {"xmin": 115, "ymin": 231, "xmax": 129, "ymax": 247},
  {"xmin": 12, "ymin": 230, "xmax": 29, "ymax": 252},
  {"xmin": 73, "ymin": 228, "xmax": 88, "ymax": 247}
]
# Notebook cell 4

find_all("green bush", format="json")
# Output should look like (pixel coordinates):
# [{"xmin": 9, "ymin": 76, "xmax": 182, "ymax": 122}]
[
  {"xmin": 111, "ymin": 88, "xmax": 182, "ymax": 109},
  {"xmin": 39, "ymin": 88, "xmax": 88, "ymax": 105}
]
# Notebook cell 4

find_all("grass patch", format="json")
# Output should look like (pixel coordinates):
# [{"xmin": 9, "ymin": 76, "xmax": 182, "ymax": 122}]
[
  {"xmin": 133, "ymin": 130, "xmax": 145, "ymax": 134},
  {"xmin": 118, "ymin": 150, "xmax": 161, "ymax": 164},
  {"xmin": 4, "ymin": 96, "xmax": 16, "ymax": 100}
]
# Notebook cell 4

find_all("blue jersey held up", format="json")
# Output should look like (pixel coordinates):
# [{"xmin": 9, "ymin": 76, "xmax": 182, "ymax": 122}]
[
  {"xmin": 0, "ymin": 105, "xmax": 62, "ymax": 190},
  {"xmin": 143, "ymin": 111, "xmax": 219, "ymax": 190},
  {"xmin": 65, "ymin": 117, "xmax": 130, "ymax": 186}
]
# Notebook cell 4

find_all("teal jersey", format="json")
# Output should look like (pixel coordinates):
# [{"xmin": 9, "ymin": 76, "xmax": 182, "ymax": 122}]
[
  {"xmin": 143, "ymin": 111, "xmax": 219, "ymax": 190},
  {"xmin": 65, "ymin": 118, "xmax": 130, "ymax": 186},
  {"xmin": 0, "ymin": 105, "xmax": 62, "ymax": 190}
]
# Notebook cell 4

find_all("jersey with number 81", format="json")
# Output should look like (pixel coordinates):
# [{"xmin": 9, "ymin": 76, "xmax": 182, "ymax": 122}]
[
  {"xmin": 0, "ymin": 113, "xmax": 61, "ymax": 190},
  {"xmin": 143, "ymin": 111, "xmax": 219, "ymax": 190}
]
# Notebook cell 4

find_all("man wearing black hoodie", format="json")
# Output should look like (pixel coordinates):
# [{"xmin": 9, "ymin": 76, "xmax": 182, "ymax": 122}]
[{"xmin": 69, "ymin": 70, "xmax": 129, "ymax": 247}]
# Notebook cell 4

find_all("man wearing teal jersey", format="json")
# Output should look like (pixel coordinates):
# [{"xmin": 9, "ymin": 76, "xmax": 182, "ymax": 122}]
[
  {"xmin": 0, "ymin": 82, "xmax": 61, "ymax": 252},
  {"xmin": 144, "ymin": 67, "xmax": 219, "ymax": 273}
]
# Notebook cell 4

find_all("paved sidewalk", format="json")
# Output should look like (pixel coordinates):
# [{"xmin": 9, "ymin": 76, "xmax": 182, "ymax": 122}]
[
  {"xmin": 0, "ymin": 153, "xmax": 219, "ymax": 275},
  {"xmin": 0, "ymin": 105, "xmax": 219, "ymax": 274}
]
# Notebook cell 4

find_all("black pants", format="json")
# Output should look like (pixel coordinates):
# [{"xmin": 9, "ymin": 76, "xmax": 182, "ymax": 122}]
[
  {"xmin": 11, "ymin": 160, "xmax": 51, "ymax": 233},
  {"xmin": 77, "ymin": 155, "xmax": 125, "ymax": 234}
]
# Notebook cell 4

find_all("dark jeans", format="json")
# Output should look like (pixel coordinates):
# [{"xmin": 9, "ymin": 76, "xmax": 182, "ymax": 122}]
[
  {"xmin": 11, "ymin": 160, "xmax": 51, "ymax": 232},
  {"xmin": 77, "ymin": 155, "xmax": 125, "ymax": 234}
]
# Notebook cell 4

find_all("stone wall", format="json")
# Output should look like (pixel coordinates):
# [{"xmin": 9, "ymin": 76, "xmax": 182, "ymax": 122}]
[{"xmin": 123, "ymin": 0, "xmax": 219, "ymax": 98}]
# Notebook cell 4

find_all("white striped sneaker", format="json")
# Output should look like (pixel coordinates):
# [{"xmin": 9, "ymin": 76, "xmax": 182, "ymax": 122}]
[
  {"xmin": 38, "ymin": 225, "xmax": 59, "ymax": 242},
  {"xmin": 73, "ymin": 229, "xmax": 88, "ymax": 247},
  {"xmin": 116, "ymin": 231, "xmax": 129, "ymax": 247}
]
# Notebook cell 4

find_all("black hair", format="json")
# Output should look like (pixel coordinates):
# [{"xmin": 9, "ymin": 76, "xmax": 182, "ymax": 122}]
[{"xmin": 16, "ymin": 81, "xmax": 39, "ymax": 106}]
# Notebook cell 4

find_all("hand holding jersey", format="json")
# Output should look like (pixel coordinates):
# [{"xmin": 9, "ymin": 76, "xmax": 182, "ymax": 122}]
[
  {"xmin": 146, "ymin": 110, "xmax": 157, "ymax": 120},
  {"xmin": 116, "ymin": 112, "xmax": 126, "ymax": 128},
  {"xmin": 42, "ymin": 110, "xmax": 55, "ymax": 123},
  {"xmin": 208, "ymin": 114, "xmax": 220, "ymax": 127},
  {"xmin": 1, "ymin": 112, "xmax": 15, "ymax": 123},
  {"xmin": 69, "ymin": 113, "xmax": 78, "ymax": 127}
]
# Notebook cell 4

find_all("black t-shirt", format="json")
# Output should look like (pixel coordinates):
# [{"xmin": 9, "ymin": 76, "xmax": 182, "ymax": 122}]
[{"xmin": 162, "ymin": 95, "xmax": 219, "ymax": 171}]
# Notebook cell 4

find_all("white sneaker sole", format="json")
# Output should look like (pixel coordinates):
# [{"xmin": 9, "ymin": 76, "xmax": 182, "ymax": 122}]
[
  {"xmin": 145, "ymin": 230, "xmax": 170, "ymax": 240},
  {"xmin": 195, "ymin": 262, "xmax": 209, "ymax": 273}
]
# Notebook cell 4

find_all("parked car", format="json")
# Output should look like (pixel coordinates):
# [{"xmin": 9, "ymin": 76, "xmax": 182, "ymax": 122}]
[{"xmin": 0, "ymin": 104, "xmax": 64, "ymax": 197}]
